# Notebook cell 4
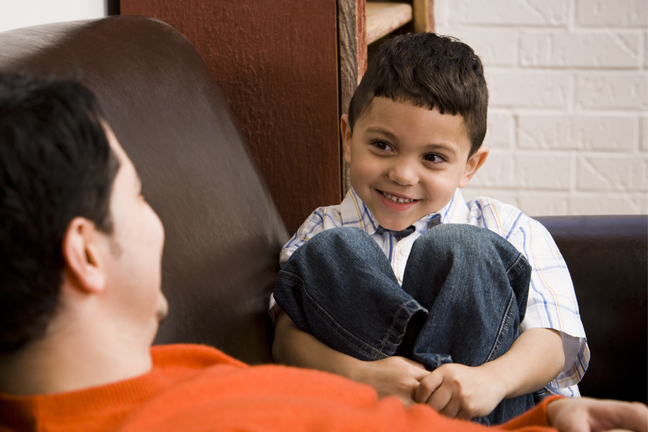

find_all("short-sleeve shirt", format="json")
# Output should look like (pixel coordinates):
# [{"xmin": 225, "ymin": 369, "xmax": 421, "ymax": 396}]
[{"xmin": 275, "ymin": 187, "xmax": 590, "ymax": 397}]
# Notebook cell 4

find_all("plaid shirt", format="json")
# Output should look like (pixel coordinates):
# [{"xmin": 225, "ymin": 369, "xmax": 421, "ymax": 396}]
[{"xmin": 276, "ymin": 188, "xmax": 589, "ymax": 397}]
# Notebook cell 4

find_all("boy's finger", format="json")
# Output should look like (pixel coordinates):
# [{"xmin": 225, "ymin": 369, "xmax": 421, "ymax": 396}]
[
  {"xmin": 602, "ymin": 401, "xmax": 648, "ymax": 432},
  {"xmin": 439, "ymin": 395, "xmax": 462, "ymax": 419},
  {"xmin": 425, "ymin": 383, "xmax": 453, "ymax": 413},
  {"xmin": 415, "ymin": 371, "xmax": 443, "ymax": 403}
]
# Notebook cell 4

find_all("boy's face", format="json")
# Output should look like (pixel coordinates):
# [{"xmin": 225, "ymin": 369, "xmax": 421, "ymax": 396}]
[{"xmin": 342, "ymin": 97, "xmax": 488, "ymax": 232}]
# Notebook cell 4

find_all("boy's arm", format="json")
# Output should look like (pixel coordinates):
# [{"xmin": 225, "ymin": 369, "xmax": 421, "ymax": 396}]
[
  {"xmin": 415, "ymin": 327, "xmax": 564, "ymax": 419},
  {"xmin": 272, "ymin": 311, "xmax": 430, "ymax": 406}
]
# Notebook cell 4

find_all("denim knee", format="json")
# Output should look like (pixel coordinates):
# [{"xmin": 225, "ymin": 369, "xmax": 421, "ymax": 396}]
[
  {"xmin": 304, "ymin": 227, "xmax": 375, "ymax": 253},
  {"xmin": 414, "ymin": 224, "xmax": 529, "ymax": 277},
  {"xmin": 403, "ymin": 224, "xmax": 531, "ymax": 319},
  {"xmin": 275, "ymin": 226, "xmax": 425, "ymax": 361}
]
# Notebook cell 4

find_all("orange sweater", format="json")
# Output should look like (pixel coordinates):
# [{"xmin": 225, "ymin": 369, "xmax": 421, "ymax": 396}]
[{"xmin": 0, "ymin": 344, "xmax": 558, "ymax": 432}]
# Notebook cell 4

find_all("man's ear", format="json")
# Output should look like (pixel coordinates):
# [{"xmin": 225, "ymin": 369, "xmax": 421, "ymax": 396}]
[
  {"xmin": 62, "ymin": 217, "xmax": 107, "ymax": 294},
  {"xmin": 459, "ymin": 146, "xmax": 489, "ymax": 188},
  {"xmin": 340, "ymin": 114, "xmax": 352, "ymax": 165}
]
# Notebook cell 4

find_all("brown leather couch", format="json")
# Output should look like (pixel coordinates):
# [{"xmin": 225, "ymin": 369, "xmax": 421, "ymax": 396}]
[{"xmin": 1, "ymin": 16, "xmax": 645, "ymax": 404}]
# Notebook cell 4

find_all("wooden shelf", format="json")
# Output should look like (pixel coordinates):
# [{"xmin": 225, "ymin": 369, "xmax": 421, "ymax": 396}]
[{"xmin": 366, "ymin": 2, "xmax": 413, "ymax": 44}]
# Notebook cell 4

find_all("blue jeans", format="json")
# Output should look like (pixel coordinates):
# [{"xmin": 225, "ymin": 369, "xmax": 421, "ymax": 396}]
[{"xmin": 274, "ymin": 225, "xmax": 534, "ymax": 425}]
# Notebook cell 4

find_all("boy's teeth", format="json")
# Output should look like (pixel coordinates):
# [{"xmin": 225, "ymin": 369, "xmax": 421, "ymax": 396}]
[{"xmin": 381, "ymin": 191, "xmax": 415, "ymax": 203}]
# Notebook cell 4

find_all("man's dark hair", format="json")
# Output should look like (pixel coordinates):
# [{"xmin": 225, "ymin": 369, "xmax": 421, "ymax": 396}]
[
  {"xmin": 0, "ymin": 72, "xmax": 120, "ymax": 354},
  {"xmin": 348, "ymin": 33, "xmax": 488, "ymax": 156}
]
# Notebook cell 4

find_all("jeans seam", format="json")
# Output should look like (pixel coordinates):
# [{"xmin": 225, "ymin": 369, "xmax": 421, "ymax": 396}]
[
  {"xmin": 485, "ymin": 292, "xmax": 515, "ymax": 363},
  {"xmin": 302, "ymin": 292, "xmax": 390, "ymax": 360},
  {"xmin": 278, "ymin": 271, "xmax": 420, "ymax": 360},
  {"xmin": 506, "ymin": 253, "xmax": 528, "ymax": 276},
  {"xmin": 278, "ymin": 272, "xmax": 387, "ymax": 359},
  {"xmin": 378, "ymin": 300, "xmax": 423, "ymax": 354}
]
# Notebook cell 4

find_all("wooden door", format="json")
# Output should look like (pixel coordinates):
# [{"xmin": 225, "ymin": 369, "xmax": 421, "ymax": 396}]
[{"xmin": 121, "ymin": 0, "xmax": 341, "ymax": 233}]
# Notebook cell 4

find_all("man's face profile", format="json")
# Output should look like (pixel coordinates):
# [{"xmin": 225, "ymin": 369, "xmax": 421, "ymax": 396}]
[{"xmin": 99, "ymin": 124, "xmax": 168, "ymax": 341}]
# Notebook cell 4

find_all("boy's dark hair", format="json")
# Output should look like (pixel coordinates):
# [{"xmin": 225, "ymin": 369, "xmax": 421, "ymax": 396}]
[
  {"xmin": 348, "ymin": 33, "xmax": 488, "ymax": 156},
  {"xmin": 0, "ymin": 72, "xmax": 120, "ymax": 354}
]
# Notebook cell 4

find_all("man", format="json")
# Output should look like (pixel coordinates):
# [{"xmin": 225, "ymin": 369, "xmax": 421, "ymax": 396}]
[{"xmin": 0, "ymin": 71, "xmax": 645, "ymax": 432}]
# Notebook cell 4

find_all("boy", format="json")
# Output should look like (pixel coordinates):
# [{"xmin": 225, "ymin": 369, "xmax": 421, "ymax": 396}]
[{"xmin": 271, "ymin": 33, "xmax": 589, "ymax": 425}]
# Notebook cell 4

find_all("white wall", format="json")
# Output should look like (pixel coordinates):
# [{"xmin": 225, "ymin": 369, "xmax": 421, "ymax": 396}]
[
  {"xmin": 0, "ymin": 0, "xmax": 106, "ymax": 33},
  {"xmin": 435, "ymin": 0, "xmax": 648, "ymax": 216}
]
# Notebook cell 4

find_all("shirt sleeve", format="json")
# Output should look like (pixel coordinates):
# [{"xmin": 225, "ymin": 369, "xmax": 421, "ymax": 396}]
[
  {"xmin": 270, "ymin": 207, "xmax": 336, "ymax": 320},
  {"xmin": 279, "ymin": 208, "xmax": 331, "ymax": 267},
  {"xmin": 506, "ymin": 217, "xmax": 590, "ymax": 394}
]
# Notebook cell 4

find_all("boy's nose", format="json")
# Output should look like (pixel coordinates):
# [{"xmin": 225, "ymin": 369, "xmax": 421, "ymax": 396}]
[{"xmin": 388, "ymin": 160, "xmax": 418, "ymax": 186}]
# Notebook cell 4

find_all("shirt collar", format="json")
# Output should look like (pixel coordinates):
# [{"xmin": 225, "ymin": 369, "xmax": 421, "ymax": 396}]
[
  {"xmin": 439, "ymin": 189, "xmax": 471, "ymax": 224},
  {"xmin": 340, "ymin": 187, "xmax": 380, "ymax": 234},
  {"xmin": 340, "ymin": 187, "xmax": 472, "ymax": 234}
]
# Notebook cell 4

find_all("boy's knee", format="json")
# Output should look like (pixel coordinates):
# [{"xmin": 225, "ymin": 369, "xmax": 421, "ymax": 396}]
[
  {"xmin": 417, "ymin": 224, "xmax": 494, "ymax": 251},
  {"xmin": 286, "ymin": 227, "xmax": 381, "ymax": 268},
  {"xmin": 415, "ymin": 224, "xmax": 523, "ymax": 266},
  {"xmin": 307, "ymin": 227, "xmax": 373, "ymax": 250}
]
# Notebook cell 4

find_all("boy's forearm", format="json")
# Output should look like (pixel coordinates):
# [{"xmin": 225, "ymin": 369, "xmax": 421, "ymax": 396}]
[
  {"xmin": 272, "ymin": 311, "xmax": 430, "ymax": 405},
  {"xmin": 272, "ymin": 311, "xmax": 364, "ymax": 379},
  {"xmin": 481, "ymin": 327, "xmax": 564, "ymax": 399}
]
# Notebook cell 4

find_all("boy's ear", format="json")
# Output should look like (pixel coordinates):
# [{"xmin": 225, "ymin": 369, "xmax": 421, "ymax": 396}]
[
  {"xmin": 459, "ymin": 146, "xmax": 489, "ymax": 188},
  {"xmin": 340, "ymin": 114, "xmax": 353, "ymax": 165},
  {"xmin": 62, "ymin": 217, "xmax": 107, "ymax": 294}
]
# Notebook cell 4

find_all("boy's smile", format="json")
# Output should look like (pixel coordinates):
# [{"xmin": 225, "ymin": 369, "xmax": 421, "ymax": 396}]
[{"xmin": 342, "ymin": 97, "xmax": 489, "ymax": 232}]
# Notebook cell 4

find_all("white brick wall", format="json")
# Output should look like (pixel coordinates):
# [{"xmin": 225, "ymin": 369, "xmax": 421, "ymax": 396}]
[{"xmin": 435, "ymin": 0, "xmax": 648, "ymax": 216}]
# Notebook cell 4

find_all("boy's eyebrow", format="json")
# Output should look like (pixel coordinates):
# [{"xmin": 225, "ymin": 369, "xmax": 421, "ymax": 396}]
[
  {"xmin": 365, "ymin": 126, "xmax": 461, "ymax": 155},
  {"xmin": 364, "ymin": 126, "xmax": 397, "ymax": 141},
  {"xmin": 425, "ymin": 143, "xmax": 460, "ymax": 156}
]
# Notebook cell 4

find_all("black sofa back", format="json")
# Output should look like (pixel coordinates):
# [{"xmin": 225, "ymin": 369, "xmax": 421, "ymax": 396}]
[
  {"xmin": 536, "ymin": 216, "xmax": 647, "ymax": 403},
  {"xmin": 0, "ymin": 16, "xmax": 288, "ymax": 364}
]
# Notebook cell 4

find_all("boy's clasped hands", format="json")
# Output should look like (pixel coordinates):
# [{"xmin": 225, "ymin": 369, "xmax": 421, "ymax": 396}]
[
  {"xmin": 355, "ymin": 355, "xmax": 503, "ymax": 419},
  {"xmin": 352, "ymin": 326, "xmax": 563, "ymax": 420}
]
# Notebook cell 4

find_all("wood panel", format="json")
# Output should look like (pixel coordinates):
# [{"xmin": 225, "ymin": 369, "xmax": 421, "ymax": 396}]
[
  {"xmin": 121, "ymin": 0, "xmax": 341, "ymax": 233},
  {"xmin": 338, "ymin": 0, "xmax": 434, "ymax": 196},
  {"xmin": 338, "ymin": 0, "xmax": 367, "ymax": 196},
  {"xmin": 414, "ymin": 0, "xmax": 435, "ymax": 32},
  {"xmin": 366, "ymin": 2, "xmax": 413, "ymax": 44}
]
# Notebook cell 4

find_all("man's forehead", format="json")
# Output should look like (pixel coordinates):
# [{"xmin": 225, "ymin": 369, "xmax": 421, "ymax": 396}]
[
  {"xmin": 101, "ymin": 122, "xmax": 126, "ymax": 161},
  {"xmin": 100, "ymin": 121, "xmax": 142, "ymax": 184}
]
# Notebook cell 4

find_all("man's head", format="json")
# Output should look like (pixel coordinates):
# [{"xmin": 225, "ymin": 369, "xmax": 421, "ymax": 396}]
[
  {"xmin": 0, "ymin": 72, "xmax": 166, "ymax": 356},
  {"xmin": 341, "ymin": 33, "xmax": 490, "ymax": 231}
]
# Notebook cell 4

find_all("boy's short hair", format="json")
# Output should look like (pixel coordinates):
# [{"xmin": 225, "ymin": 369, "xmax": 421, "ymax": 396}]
[
  {"xmin": 0, "ymin": 72, "xmax": 120, "ymax": 354},
  {"xmin": 348, "ymin": 33, "xmax": 488, "ymax": 156}
]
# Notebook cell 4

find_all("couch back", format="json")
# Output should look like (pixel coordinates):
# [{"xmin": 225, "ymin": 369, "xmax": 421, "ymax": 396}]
[
  {"xmin": 0, "ymin": 16, "xmax": 645, "ymax": 403},
  {"xmin": 0, "ymin": 16, "xmax": 288, "ymax": 364},
  {"xmin": 536, "ymin": 215, "xmax": 647, "ymax": 403}
]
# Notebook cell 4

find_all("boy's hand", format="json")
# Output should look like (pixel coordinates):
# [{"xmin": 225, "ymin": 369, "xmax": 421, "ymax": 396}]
[
  {"xmin": 414, "ymin": 363, "xmax": 506, "ymax": 419},
  {"xmin": 548, "ymin": 397, "xmax": 648, "ymax": 432},
  {"xmin": 355, "ymin": 356, "xmax": 429, "ymax": 406}
]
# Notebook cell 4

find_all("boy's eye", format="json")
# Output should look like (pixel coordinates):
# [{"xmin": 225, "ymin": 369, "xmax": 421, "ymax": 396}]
[
  {"xmin": 371, "ymin": 140, "xmax": 392, "ymax": 151},
  {"xmin": 423, "ymin": 153, "xmax": 445, "ymax": 163}
]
